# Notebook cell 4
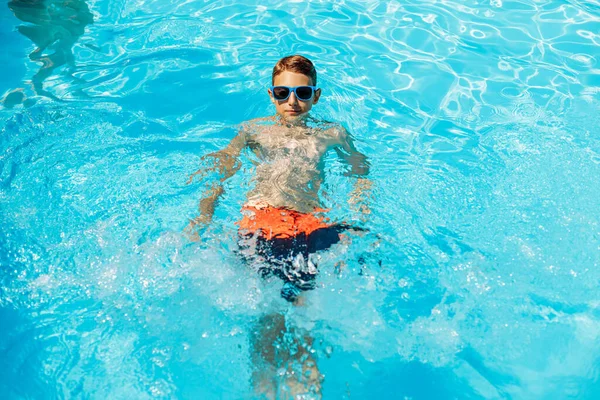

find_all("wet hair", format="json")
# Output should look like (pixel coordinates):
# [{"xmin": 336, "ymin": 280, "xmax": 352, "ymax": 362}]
[{"xmin": 272, "ymin": 55, "xmax": 317, "ymax": 86}]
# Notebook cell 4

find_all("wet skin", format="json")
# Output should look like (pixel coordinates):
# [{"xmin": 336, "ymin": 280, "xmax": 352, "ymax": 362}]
[
  {"xmin": 187, "ymin": 69, "xmax": 372, "ymax": 398},
  {"xmin": 188, "ymin": 71, "xmax": 370, "ymax": 225}
]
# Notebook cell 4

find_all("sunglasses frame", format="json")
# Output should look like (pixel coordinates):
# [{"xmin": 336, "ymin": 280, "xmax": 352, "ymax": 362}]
[{"xmin": 269, "ymin": 85, "xmax": 318, "ymax": 101}]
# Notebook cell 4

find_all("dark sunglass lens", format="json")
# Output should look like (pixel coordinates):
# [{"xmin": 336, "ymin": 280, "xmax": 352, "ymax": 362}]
[
  {"xmin": 273, "ymin": 87, "xmax": 290, "ymax": 100},
  {"xmin": 296, "ymin": 86, "xmax": 313, "ymax": 100}
]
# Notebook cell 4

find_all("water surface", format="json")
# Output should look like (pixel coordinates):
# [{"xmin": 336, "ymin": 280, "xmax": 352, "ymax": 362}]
[{"xmin": 1, "ymin": 0, "xmax": 600, "ymax": 398}]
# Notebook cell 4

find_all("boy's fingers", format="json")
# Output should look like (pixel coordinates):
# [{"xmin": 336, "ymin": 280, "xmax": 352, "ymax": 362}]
[
  {"xmin": 185, "ymin": 216, "xmax": 212, "ymax": 242},
  {"xmin": 186, "ymin": 229, "xmax": 200, "ymax": 242},
  {"xmin": 186, "ymin": 173, "xmax": 201, "ymax": 185},
  {"xmin": 187, "ymin": 165, "xmax": 219, "ymax": 184}
]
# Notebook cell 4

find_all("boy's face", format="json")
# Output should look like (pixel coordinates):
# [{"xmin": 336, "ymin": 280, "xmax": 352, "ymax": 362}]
[{"xmin": 268, "ymin": 71, "xmax": 321, "ymax": 121}]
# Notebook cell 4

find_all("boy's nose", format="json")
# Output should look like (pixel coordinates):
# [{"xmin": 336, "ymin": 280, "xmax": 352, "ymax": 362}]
[{"xmin": 287, "ymin": 92, "xmax": 298, "ymax": 105}]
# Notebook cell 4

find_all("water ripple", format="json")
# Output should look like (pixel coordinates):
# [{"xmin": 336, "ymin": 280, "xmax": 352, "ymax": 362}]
[{"xmin": 2, "ymin": 0, "xmax": 600, "ymax": 397}]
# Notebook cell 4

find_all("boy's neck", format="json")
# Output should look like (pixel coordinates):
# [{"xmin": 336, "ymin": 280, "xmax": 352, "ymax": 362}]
[{"xmin": 275, "ymin": 114, "xmax": 310, "ymax": 128}]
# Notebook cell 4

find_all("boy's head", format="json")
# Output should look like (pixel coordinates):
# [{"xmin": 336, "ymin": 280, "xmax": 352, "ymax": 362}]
[{"xmin": 268, "ymin": 55, "xmax": 321, "ymax": 121}]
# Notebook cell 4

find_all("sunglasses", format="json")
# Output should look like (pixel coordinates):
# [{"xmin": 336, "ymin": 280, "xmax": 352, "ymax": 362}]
[{"xmin": 270, "ymin": 86, "xmax": 318, "ymax": 101}]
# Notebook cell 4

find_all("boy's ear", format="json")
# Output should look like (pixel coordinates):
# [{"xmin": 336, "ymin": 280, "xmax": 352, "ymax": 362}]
[
  {"xmin": 267, "ymin": 88, "xmax": 276, "ymax": 104},
  {"xmin": 313, "ymin": 88, "xmax": 321, "ymax": 104}
]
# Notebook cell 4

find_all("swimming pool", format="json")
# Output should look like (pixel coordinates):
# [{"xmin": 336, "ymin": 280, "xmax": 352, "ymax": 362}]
[{"xmin": 1, "ymin": 0, "xmax": 599, "ymax": 398}]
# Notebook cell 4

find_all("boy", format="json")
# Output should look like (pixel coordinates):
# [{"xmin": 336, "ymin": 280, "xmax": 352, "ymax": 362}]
[
  {"xmin": 188, "ymin": 54, "xmax": 372, "ymax": 399},
  {"xmin": 188, "ymin": 55, "xmax": 371, "ymax": 303}
]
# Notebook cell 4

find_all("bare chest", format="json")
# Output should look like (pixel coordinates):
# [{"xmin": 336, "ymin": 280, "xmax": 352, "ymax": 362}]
[{"xmin": 249, "ymin": 127, "xmax": 332, "ymax": 160}]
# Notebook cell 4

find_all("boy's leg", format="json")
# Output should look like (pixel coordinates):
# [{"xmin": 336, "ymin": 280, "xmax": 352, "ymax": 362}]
[
  {"xmin": 249, "ymin": 312, "xmax": 285, "ymax": 400},
  {"xmin": 249, "ymin": 312, "xmax": 323, "ymax": 399}
]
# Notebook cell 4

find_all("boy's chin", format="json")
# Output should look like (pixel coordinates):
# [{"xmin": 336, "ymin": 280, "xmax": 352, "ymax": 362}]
[{"xmin": 280, "ymin": 112, "xmax": 307, "ymax": 122}]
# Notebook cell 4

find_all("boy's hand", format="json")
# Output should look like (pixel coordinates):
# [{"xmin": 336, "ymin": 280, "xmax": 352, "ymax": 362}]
[
  {"xmin": 187, "ymin": 152, "xmax": 241, "ymax": 185},
  {"xmin": 185, "ymin": 214, "xmax": 212, "ymax": 242},
  {"xmin": 185, "ymin": 127, "xmax": 247, "ymax": 241},
  {"xmin": 185, "ymin": 184, "xmax": 223, "ymax": 241}
]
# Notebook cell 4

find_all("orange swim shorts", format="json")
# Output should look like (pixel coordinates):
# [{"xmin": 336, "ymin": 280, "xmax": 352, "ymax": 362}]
[
  {"xmin": 237, "ymin": 206, "xmax": 358, "ymax": 302},
  {"xmin": 237, "ymin": 206, "xmax": 332, "ymax": 240}
]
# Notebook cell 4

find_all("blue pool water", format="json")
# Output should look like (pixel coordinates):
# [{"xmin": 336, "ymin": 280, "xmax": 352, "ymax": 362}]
[{"xmin": 1, "ymin": 0, "xmax": 600, "ymax": 398}]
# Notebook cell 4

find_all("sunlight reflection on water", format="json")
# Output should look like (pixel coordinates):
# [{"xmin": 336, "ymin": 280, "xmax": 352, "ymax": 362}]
[{"xmin": 1, "ymin": 0, "xmax": 600, "ymax": 398}]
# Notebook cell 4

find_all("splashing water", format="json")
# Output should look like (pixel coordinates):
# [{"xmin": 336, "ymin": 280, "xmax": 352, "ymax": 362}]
[{"xmin": 1, "ymin": 0, "xmax": 600, "ymax": 398}]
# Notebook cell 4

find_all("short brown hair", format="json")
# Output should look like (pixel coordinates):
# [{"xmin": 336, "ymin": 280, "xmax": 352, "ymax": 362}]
[{"xmin": 272, "ymin": 55, "xmax": 317, "ymax": 86}]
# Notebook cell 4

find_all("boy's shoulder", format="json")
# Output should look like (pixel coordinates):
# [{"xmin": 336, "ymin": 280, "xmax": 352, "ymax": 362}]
[
  {"xmin": 237, "ymin": 116, "xmax": 348, "ymax": 142},
  {"xmin": 300, "ymin": 116, "xmax": 345, "ymax": 135},
  {"xmin": 239, "ymin": 116, "xmax": 274, "ymax": 132},
  {"xmin": 317, "ymin": 120, "xmax": 348, "ymax": 141}
]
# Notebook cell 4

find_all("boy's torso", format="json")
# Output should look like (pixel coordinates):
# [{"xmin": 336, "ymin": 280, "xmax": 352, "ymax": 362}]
[{"xmin": 243, "ymin": 120, "xmax": 341, "ymax": 213}]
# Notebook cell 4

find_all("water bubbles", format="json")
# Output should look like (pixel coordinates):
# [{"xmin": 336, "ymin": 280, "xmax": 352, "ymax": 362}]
[
  {"xmin": 386, "ymin": 1, "xmax": 402, "ymax": 14},
  {"xmin": 498, "ymin": 60, "xmax": 511, "ymax": 71},
  {"xmin": 511, "ymin": 101, "xmax": 542, "ymax": 122},
  {"xmin": 500, "ymin": 87, "xmax": 523, "ymax": 99},
  {"xmin": 470, "ymin": 29, "xmax": 486, "ymax": 39},
  {"xmin": 3, "ymin": 0, "xmax": 600, "ymax": 398},
  {"xmin": 569, "ymin": 53, "xmax": 595, "ymax": 67},
  {"xmin": 576, "ymin": 30, "xmax": 595, "ymax": 40},
  {"xmin": 422, "ymin": 14, "xmax": 437, "ymax": 24}
]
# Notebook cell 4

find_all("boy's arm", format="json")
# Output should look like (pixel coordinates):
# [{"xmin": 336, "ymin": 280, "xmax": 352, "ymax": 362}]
[
  {"xmin": 186, "ymin": 128, "xmax": 247, "ymax": 185},
  {"xmin": 333, "ymin": 127, "xmax": 373, "ymax": 219},
  {"xmin": 334, "ymin": 127, "xmax": 370, "ymax": 176},
  {"xmin": 186, "ymin": 127, "xmax": 248, "ymax": 236}
]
